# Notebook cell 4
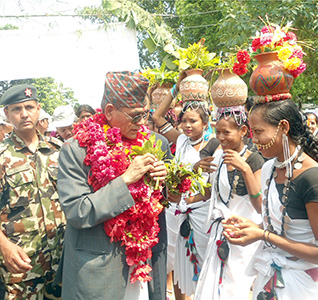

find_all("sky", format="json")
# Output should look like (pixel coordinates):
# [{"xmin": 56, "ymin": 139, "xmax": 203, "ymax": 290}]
[{"xmin": 0, "ymin": 0, "xmax": 141, "ymax": 109}]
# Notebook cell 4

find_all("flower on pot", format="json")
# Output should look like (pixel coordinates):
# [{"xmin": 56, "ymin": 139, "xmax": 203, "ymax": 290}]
[
  {"xmin": 141, "ymin": 62, "xmax": 179, "ymax": 87},
  {"xmin": 164, "ymin": 38, "xmax": 219, "ymax": 71},
  {"xmin": 251, "ymin": 18, "xmax": 307, "ymax": 78},
  {"xmin": 216, "ymin": 49, "xmax": 251, "ymax": 76}
]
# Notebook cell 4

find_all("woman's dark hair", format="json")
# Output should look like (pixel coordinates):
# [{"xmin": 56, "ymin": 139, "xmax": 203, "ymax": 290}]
[
  {"xmin": 251, "ymin": 99, "xmax": 318, "ymax": 161},
  {"xmin": 245, "ymin": 96, "xmax": 254, "ymax": 112},
  {"xmin": 178, "ymin": 101, "xmax": 210, "ymax": 125},
  {"xmin": 76, "ymin": 104, "xmax": 96, "ymax": 118}
]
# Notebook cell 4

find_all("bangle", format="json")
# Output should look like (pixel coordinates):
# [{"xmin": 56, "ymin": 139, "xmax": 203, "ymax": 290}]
[
  {"xmin": 160, "ymin": 123, "xmax": 173, "ymax": 135},
  {"xmin": 249, "ymin": 190, "xmax": 262, "ymax": 199},
  {"xmin": 263, "ymin": 229, "xmax": 271, "ymax": 247},
  {"xmin": 267, "ymin": 231, "xmax": 277, "ymax": 249},
  {"xmin": 157, "ymin": 121, "xmax": 169, "ymax": 130},
  {"xmin": 170, "ymin": 84, "xmax": 178, "ymax": 99},
  {"xmin": 263, "ymin": 229, "xmax": 277, "ymax": 249}
]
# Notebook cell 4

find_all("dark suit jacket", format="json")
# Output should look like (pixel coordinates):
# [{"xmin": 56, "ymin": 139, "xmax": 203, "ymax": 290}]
[{"xmin": 57, "ymin": 132, "xmax": 171, "ymax": 300}]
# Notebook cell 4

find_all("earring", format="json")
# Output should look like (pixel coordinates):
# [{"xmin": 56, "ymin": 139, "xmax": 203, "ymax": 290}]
[{"xmin": 282, "ymin": 133, "xmax": 292, "ymax": 178}]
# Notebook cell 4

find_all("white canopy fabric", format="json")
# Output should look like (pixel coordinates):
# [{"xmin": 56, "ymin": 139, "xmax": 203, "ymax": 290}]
[{"xmin": 0, "ymin": 1, "xmax": 140, "ymax": 109}]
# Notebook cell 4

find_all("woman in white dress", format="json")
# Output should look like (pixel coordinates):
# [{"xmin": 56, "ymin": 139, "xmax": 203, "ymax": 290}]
[
  {"xmin": 194, "ymin": 105, "xmax": 264, "ymax": 300},
  {"xmin": 223, "ymin": 99, "xmax": 318, "ymax": 300},
  {"xmin": 152, "ymin": 75, "xmax": 219, "ymax": 300}
]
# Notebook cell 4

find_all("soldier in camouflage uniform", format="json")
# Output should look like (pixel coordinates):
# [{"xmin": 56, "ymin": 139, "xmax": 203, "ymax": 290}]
[{"xmin": 0, "ymin": 84, "xmax": 66, "ymax": 300}]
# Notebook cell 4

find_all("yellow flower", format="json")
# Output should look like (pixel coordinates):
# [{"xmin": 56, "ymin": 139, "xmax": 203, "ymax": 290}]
[
  {"xmin": 278, "ymin": 47, "xmax": 293, "ymax": 61},
  {"xmin": 103, "ymin": 124, "xmax": 110, "ymax": 132},
  {"xmin": 284, "ymin": 57, "xmax": 301, "ymax": 71}
]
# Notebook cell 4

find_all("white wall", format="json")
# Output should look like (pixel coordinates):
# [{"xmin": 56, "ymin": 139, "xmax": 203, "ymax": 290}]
[{"xmin": 0, "ymin": 1, "xmax": 141, "ymax": 109}]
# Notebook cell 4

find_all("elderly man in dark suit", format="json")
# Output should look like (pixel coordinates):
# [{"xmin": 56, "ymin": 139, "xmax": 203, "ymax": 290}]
[{"xmin": 57, "ymin": 71, "xmax": 171, "ymax": 300}]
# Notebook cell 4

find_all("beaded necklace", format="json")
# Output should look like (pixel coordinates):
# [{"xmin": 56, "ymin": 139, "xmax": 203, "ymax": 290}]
[
  {"xmin": 273, "ymin": 145, "xmax": 301, "ymax": 169},
  {"xmin": 188, "ymin": 135, "xmax": 204, "ymax": 146},
  {"xmin": 216, "ymin": 145, "xmax": 247, "ymax": 206},
  {"xmin": 263, "ymin": 148, "xmax": 304, "ymax": 237}
]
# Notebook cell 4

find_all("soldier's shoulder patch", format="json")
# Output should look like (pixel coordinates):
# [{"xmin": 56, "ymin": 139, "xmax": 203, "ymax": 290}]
[{"xmin": 47, "ymin": 136, "xmax": 64, "ymax": 149}]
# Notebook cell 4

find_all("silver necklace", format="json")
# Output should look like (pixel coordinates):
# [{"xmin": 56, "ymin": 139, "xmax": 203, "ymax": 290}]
[
  {"xmin": 273, "ymin": 145, "xmax": 301, "ymax": 169},
  {"xmin": 264, "ymin": 149, "xmax": 303, "ymax": 238},
  {"xmin": 188, "ymin": 135, "xmax": 204, "ymax": 146}
]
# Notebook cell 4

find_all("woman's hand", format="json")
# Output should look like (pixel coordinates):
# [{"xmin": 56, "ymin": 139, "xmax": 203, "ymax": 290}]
[
  {"xmin": 176, "ymin": 70, "xmax": 187, "ymax": 91},
  {"xmin": 147, "ymin": 84, "xmax": 158, "ymax": 103},
  {"xmin": 193, "ymin": 156, "xmax": 218, "ymax": 173},
  {"xmin": 168, "ymin": 191, "xmax": 182, "ymax": 204},
  {"xmin": 222, "ymin": 149, "xmax": 248, "ymax": 172},
  {"xmin": 222, "ymin": 215, "xmax": 263, "ymax": 246}
]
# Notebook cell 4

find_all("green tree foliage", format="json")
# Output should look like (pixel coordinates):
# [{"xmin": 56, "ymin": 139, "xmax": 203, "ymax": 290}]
[
  {"xmin": 81, "ymin": 0, "xmax": 317, "ymax": 103},
  {"xmin": 0, "ymin": 78, "xmax": 79, "ymax": 115},
  {"xmin": 175, "ymin": 0, "xmax": 222, "ymax": 51},
  {"xmin": 175, "ymin": 0, "xmax": 318, "ymax": 103},
  {"xmin": 80, "ymin": 0, "xmax": 179, "ymax": 68},
  {"xmin": 0, "ymin": 24, "xmax": 19, "ymax": 30}
]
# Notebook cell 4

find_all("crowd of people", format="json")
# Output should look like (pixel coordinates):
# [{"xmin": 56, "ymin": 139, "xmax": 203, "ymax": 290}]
[{"xmin": 0, "ymin": 68, "xmax": 317, "ymax": 300}]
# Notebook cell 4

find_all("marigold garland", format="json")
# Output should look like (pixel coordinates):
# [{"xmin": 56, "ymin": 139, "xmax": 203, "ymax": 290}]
[{"xmin": 73, "ymin": 111, "xmax": 164, "ymax": 283}]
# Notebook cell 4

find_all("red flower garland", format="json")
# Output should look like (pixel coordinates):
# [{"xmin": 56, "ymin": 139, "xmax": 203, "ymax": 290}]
[{"xmin": 74, "ymin": 112, "xmax": 164, "ymax": 283}]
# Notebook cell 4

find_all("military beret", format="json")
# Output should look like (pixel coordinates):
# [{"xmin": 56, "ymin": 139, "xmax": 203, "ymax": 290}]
[{"xmin": 0, "ymin": 84, "xmax": 38, "ymax": 107}]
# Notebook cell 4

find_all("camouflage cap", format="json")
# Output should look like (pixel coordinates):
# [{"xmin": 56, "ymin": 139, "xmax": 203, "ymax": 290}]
[
  {"xmin": 102, "ymin": 71, "xmax": 149, "ymax": 108},
  {"xmin": 0, "ymin": 84, "xmax": 38, "ymax": 107}
]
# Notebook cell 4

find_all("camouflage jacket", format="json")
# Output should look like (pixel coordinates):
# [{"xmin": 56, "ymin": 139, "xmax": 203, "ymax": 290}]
[{"xmin": 0, "ymin": 132, "xmax": 66, "ymax": 284}]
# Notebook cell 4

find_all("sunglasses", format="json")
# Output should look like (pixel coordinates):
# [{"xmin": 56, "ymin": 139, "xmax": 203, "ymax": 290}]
[{"xmin": 121, "ymin": 110, "xmax": 150, "ymax": 124}]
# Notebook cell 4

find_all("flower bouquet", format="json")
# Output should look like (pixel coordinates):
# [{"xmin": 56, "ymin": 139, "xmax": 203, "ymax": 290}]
[
  {"xmin": 216, "ymin": 49, "xmax": 251, "ymax": 76},
  {"xmin": 249, "ymin": 17, "xmax": 308, "ymax": 98},
  {"xmin": 165, "ymin": 159, "xmax": 210, "ymax": 198},
  {"xmin": 129, "ymin": 133, "xmax": 166, "ymax": 190},
  {"xmin": 251, "ymin": 19, "xmax": 306, "ymax": 78}
]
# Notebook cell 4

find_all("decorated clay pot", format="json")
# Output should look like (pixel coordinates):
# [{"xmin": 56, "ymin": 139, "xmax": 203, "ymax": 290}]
[
  {"xmin": 179, "ymin": 69, "xmax": 209, "ymax": 102},
  {"xmin": 210, "ymin": 68, "xmax": 248, "ymax": 107},
  {"xmin": 249, "ymin": 52, "xmax": 294, "ymax": 95},
  {"xmin": 151, "ymin": 83, "xmax": 173, "ymax": 109}
]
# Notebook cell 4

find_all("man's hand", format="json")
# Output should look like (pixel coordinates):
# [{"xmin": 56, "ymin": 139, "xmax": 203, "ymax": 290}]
[
  {"xmin": 121, "ymin": 153, "xmax": 167, "ymax": 186},
  {"xmin": 0, "ymin": 238, "xmax": 32, "ymax": 273},
  {"xmin": 149, "ymin": 160, "xmax": 167, "ymax": 184}
]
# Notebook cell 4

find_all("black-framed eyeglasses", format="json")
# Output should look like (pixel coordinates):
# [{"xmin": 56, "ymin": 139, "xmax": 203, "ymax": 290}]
[{"xmin": 121, "ymin": 110, "xmax": 150, "ymax": 124}]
